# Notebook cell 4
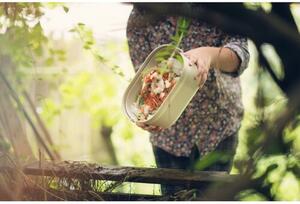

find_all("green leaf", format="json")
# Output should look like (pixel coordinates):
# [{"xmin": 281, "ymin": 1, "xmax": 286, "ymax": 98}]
[
  {"xmin": 63, "ymin": 6, "xmax": 69, "ymax": 13},
  {"xmin": 45, "ymin": 57, "xmax": 54, "ymax": 66},
  {"xmin": 96, "ymin": 55, "xmax": 105, "ymax": 62},
  {"xmin": 194, "ymin": 151, "xmax": 231, "ymax": 170},
  {"xmin": 0, "ymin": 138, "xmax": 11, "ymax": 152},
  {"xmin": 175, "ymin": 53, "xmax": 184, "ymax": 65},
  {"xmin": 86, "ymin": 40, "xmax": 94, "ymax": 45},
  {"xmin": 69, "ymin": 28, "xmax": 76, "ymax": 32},
  {"xmin": 83, "ymin": 44, "xmax": 90, "ymax": 50},
  {"xmin": 157, "ymin": 63, "xmax": 169, "ymax": 75}
]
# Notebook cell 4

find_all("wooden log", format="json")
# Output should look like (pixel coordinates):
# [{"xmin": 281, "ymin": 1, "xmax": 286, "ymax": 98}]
[{"xmin": 0, "ymin": 161, "xmax": 237, "ymax": 188}]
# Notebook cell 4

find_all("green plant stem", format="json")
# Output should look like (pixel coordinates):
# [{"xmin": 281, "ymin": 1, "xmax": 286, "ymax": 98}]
[{"xmin": 169, "ymin": 32, "xmax": 184, "ymax": 61}]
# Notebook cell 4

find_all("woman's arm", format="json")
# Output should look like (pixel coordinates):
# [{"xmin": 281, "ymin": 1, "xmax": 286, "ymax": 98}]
[
  {"xmin": 185, "ymin": 46, "xmax": 241, "ymax": 73},
  {"xmin": 184, "ymin": 37, "xmax": 250, "ymax": 87},
  {"xmin": 184, "ymin": 47, "xmax": 241, "ymax": 87}
]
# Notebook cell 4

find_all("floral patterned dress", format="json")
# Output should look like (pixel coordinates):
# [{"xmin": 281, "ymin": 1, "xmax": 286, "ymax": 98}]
[{"xmin": 126, "ymin": 6, "xmax": 250, "ymax": 157}]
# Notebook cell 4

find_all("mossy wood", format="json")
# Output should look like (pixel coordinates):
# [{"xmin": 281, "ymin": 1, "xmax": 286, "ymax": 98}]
[{"xmin": 0, "ymin": 161, "xmax": 236, "ymax": 188}]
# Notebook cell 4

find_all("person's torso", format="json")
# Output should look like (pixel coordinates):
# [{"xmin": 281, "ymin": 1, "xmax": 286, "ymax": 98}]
[{"xmin": 127, "ymin": 7, "xmax": 244, "ymax": 157}]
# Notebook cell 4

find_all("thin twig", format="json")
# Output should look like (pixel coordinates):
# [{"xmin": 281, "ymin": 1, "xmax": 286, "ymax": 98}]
[{"xmin": 0, "ymin": 70, "xmax": 55, "ymax": 160}]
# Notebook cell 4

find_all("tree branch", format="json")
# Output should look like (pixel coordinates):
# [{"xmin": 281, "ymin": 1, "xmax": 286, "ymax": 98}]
[
  {"xmin": 271, "ymin": 3, "xmax": 298, "ymax": 32},
  {"xmin": 135, "ymin": 3, "xmax": 300, "ymax": 96}
]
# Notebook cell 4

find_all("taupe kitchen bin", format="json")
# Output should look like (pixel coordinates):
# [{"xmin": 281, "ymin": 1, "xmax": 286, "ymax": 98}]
[{"xmin": 122, "ymin": 44, "xmax": 200, "ymax": 128}]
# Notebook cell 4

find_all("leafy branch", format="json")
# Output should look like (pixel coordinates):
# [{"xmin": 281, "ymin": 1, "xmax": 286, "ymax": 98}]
[
  {"xmin": 142, "ymin": 17, "xmax": 191, "ymax": 77},
  {"xmin": 70, "ymin": 23, "xmax": 126, "ymax": 80},
  {"xmin": 155, "ymin": 17, "xmax": 190, "ymax": 64}
]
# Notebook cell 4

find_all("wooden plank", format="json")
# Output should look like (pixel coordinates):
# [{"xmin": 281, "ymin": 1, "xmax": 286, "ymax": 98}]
[{"xmin": 0, "ymin": 161, "xmax": 236, "ymax": 188}]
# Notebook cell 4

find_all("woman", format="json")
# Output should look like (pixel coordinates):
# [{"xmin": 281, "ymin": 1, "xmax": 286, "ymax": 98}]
[{"xmin": 126, "ymin": 5, "xmax": 250, "ymax": 195}]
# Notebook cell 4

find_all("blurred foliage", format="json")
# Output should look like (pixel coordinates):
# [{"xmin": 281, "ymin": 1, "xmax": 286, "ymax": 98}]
[
  {"xmin": 70, "ymin": 23, "xmax": 126, "ymax": 80},
  {"xmin": 0, "ymin": 137, "xmax": 11, "ymax": 153},
  {"xmin": 194, "ymin": 36, "xmax": 299, "ymax": 200},
  {"xmin": 233, "ymin": 40, "xmax": 299, "ymax": 200},
  {"xmin": 237, "ymin": 189, "xmax": 268, "ymax": 201},
  {"xmin": 0, "ymin": 2, "xmax": 155, "ymax": 194},
  {"xmin": 42, "ymin": 71, "xmax": 123, "ymax": 127},
  {"xmin": 0, "ymin": 3, "xmax": 45, "ymax": 69},
  {"xmin": 194, "ymin": 150, "xmax": 232, "ymax": 171},
  {"xmin": 243, "ymin": 2, "xmax": 272, "ymax": 12},
  {"xmin": 0, "ymin": 2, "xmax": 68, "ymax": 83}
]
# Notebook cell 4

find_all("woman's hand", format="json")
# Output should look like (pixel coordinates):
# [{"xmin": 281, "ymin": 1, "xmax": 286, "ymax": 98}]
[
  {"xmin": 184, "ymin": 46, "xmax": 241, "ymax": 83},
  {"xmin": 184, "ymin": 47, "xmax": 215, "ymax": 88},
  {"xmin": 136, "ymin": 122, "xmax": 163, "ymax": 133}
]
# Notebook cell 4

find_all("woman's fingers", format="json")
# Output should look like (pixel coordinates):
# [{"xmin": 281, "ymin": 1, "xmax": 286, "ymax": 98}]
[
  {"xmin": 194, "ymin": 60, "xmax": 208, "ymax": 87},
  {"xmin": 136, "ymin": 122, "xmax": 145, "ymax": 128},
  {"xmin": 146, "ymin": 124, "xmax": 163, "ymax": 132},
  {"xmin": 183, "ymin": 52, "xmax": 194, "ymax": 63},
  {"xmin": 189, "ymin": 56, "xmax": 197, "ymax": 66},
  {"xmin": 185, "ymin": 53, "xmax": 208, "ymax": 86},
  {"xmin": 136, "ymin": 122, "xmax": 163, "ymax": 132},
  {"xmin": 197, "ymin": 72, "xmax": 207, "ymax": 88},
  {"xmin": 196, "ymin": 72, "xmax": 204, "ymax": 87},
  {"xmin": 148, "ymin": 126, "xmax": 163, "ymax": 132},
  {"xmin": 200, "ymin": 73, "xmax": 207, "ymax": 88}
]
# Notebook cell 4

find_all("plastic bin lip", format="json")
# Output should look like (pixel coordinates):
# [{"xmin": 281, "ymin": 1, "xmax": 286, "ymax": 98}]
[{"xmin": 122, "ymin": 44, "xmax": 199, "ymax": 128}]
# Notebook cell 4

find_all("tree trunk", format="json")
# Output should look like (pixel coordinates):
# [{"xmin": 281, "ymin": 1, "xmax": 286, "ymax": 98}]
[{"xmin": 100, "ymin": 126, "xmax": 118, "ymax": 165}]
